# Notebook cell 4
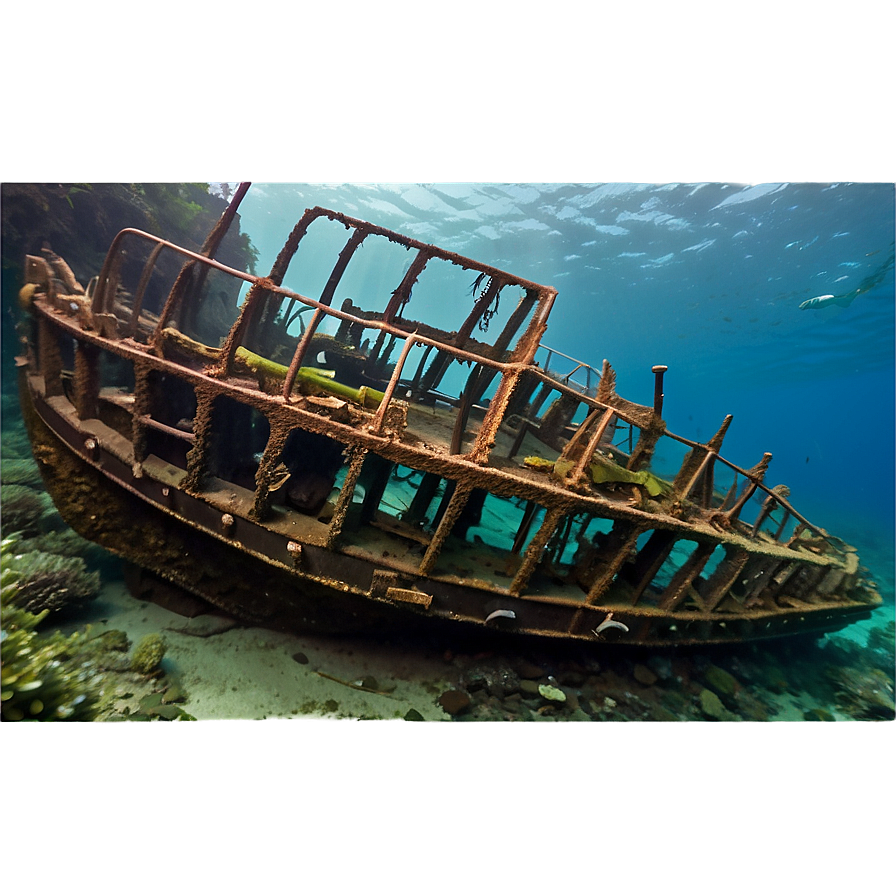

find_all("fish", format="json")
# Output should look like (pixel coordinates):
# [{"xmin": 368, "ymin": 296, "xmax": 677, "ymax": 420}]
[{"xmin": 798, "ymin": 293, "xmax": 855, "ymax": 310}]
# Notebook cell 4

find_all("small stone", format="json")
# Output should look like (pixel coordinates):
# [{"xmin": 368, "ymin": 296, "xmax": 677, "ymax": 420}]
[
  {"xmin": 139, "ymin": 692, "xmax": 163, "ymax": 711},
  {"xmin": 633, "ymin": 663, "xmax": 658, "ymax": 686},
  {"xmin": 520, "ymin": 680, "xmax": 541, "ymax": 696},
  {"xmin": 292, "ymin": 652, "xmax": 309, "ymax": 665},
  {"xmin": 438, "ymin": 689, "xmax": 471, "ymax": 716},
  {"xmin": 704, "ymin": 664, "xmax": 740, "ymax": 698},
  {"xmin": 698, "ymin": 688, "xmax": 727, "ymax": 720},
  {"xmin": 162, "ymin": 682, "xmax": 187, "ymax": 704},
  {"xmin": 404, "ymin": 709, "xmax": 425, "ymax": 721},
  {"xmin": 360, "ymin": 676, "xmax": 379, "ymax": 691},
  {"xmin": 538, "ymin": 683, "xmax": 566, "ymax": 703}
]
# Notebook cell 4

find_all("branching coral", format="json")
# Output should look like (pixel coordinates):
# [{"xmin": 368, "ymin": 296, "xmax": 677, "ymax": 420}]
[
  {"xmin": 3, "ymin": 542, "xmax": 100, "ymax": 615},
  {"xmin": 15, "ymin": 529, "xmax": 97, "ymax": 559},
  {"xmin": 1, "ymin": 539, "xmax": 103, "ymax": 721},
  {"xmin": 0, "ymin": 485, "xmax": 44, "ymax": 537}
]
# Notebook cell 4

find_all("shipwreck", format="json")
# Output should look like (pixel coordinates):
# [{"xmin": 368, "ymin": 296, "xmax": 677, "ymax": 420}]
[{"xmin": 15, "ymin": 183, "xmax": 882, "ymax": 646}]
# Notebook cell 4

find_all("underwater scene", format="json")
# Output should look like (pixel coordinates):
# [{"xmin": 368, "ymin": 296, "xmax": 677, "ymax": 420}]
[{"xmin": 1, "ymin": 181, "xmax": 893, "ymax": 722}]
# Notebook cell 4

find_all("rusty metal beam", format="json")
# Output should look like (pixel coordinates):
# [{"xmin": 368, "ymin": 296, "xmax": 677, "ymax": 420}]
[{"xmin": 658, "ymin": 541, "xmax": 716, "ymax": 611}]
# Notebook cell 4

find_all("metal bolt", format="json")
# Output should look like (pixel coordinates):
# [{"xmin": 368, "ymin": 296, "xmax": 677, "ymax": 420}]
[
  {"xmin": 221, "ymin": 513, "xmax": 235, "ymax": 535},
  {"xmin": 287, "ymin": 541, "xmax": 302, "ymax": 564}
]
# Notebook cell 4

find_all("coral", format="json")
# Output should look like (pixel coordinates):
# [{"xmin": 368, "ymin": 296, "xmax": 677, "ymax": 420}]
[
  {"xmin": 130, "ymin": 633, "xmax": 167, "ymax": 674},
  {"xmin": 0, "ymin": 457, "xmax": 43, "ymax": 488},
  {"xmin": 15, "ymin": 528, "xmax": 97, "ymax": 559},
  {"xmin": 2, "ymin": 544, "xmax": 100, "ymax": 615},
  {"xmin": 1, "ymin": 540, "xmax": 103, "ymax": 721},
  {"xmin": 0, "ymin": 485, "xmax": 43, "ymax": 537}
]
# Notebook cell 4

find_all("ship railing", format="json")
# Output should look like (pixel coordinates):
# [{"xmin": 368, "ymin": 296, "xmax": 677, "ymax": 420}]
[
  {"xmin": 534, "ymin": 344, "xmax": 601, "ymax": 396},
  {"xmin": 87, "ymin": 224, "xmax": 556, "ymax": 465},
  {"xmin": 509, "ymin": 361, "xmax": 838, "ymax": 554},
  {"xmin": 86, "ymin": 226, "xmax": 837, "ymax": 555}
]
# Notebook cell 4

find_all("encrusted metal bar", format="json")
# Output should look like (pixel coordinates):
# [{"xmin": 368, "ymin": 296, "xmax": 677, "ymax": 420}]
[
  {"xmin": 724, "ymin": 453, "xmax": 772, "ymax": 524},
  {"xmin": 182, "ymin": 390, "xmax": 217, "ymax": 493},
  {"xmin": 37, "ymin": 316, "xmax": 64, "ymax": 397},
  {"xmin": 773, "ymin": 510, "xmax": 791, "ymax": 541},
  {"xmin": 382, "ymin": 249, "xmax": 432, "ymax": 323},
  {"xmin": 568, "ymin": 407, "xmax": 616, "ymax": 486},
  {"xmin": 678, "ymin": 449, "xmax": 716, "ymax": 502},
  {"xmin": 584, "ymin": 521, "xmax": 646, "ymax": 606},
  {"xmin": 786, "ymin": 563, "xmax": 831, "ymax": 603},
  {"xmin": 251, "ymin": 422, "xmax": 291, "ymax": 521},
  {"xmin": 700, "ymin": 546, "xmax": 751, "ymax": 612},
  {"xmin": 506, "ymin": 418, "xmax": 531, "ymax": 460},
  {"xmin": 449, "ymin": 383, "xmax": 476, "ymax": 456},
  {"xmin": 212, "ymin": 276, "xmax": 279, "ymax": 378},
  {"xmin": 369, "ymin": 334, "xmax": 417, "ymax": 434},
  {"xmin": 486, "ymin": 289, "xmax": 539, "ymax": 367},
  {"xmin": 419, "ymin": 276, "xmax": 505, "ymax": 396},
  {"xmin": 467, "ymin": 368, "xmax": 523, "ymax": 465},
  {"xmin": 511, "ymin": 501, "xmax": 540, "ymax": 555},
  {"xmin": 131, "ymin": 363, "xmax": 152, "ymax": 466},
  {"xmin": 282, "ymin": 228, "xmax": 369, "ymax": 399},
  {"xmin": 127, "ymin": 241, "xmax": 165, "ymax": 338},
  {"xmin": 325, "ymin": 446, "xmax": 368, "ymax": 549},
  {"xmin": 742, "ymin": 557, "xmax": 788, "ymax": 606},
  {"xmin": 72, "ymin": 341, "xmax": 99, "ymax": 420},
  {"xmin": 149, "ymin": 183, "xmax": 250, "ymax": 344},
  {"xmin": 658, "ymin": 542, "xmax": 716, "ymax": 611},
  {"xmin": 418, "ymin": 483, "xmax": 473, "ymax": 577},
  {"xmin": 627, "ymin": 530, "xmax": 677, "ymax": 606},
  {"xmin": 557, "ymin": 407, "xmax": 602, "ymax": 464},
  {"xmin": 510, "ymin": 507, "xmax": 565, "ymax": 595},
  {"xmin": 761, "ymin": 561, "xmax": 801, "ymax": 605}
]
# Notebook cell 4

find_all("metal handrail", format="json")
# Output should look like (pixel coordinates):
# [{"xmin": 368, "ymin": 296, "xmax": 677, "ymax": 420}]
[{"xmin": 93, "ymin": 227, "xmax": 836, "ymax": 550}]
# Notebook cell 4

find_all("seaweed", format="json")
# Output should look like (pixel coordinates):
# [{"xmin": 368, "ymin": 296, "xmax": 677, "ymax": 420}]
[{"xmin": 1, "ymin": 538, "xmax": 103, "ymax": 721}]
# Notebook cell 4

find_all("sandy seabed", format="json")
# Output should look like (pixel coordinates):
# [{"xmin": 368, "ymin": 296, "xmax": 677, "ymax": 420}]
[
  {"xmin": 60, "ymin": 574, "xmax": 893, "ymax": 724},
  {"xmin": 71, "ymin": 578, "xmax": 458, "ymax": 721}
]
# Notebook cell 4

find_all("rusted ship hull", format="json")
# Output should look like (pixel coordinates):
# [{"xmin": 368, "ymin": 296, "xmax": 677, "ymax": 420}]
[
  {"xmin": 18, "ymin": 366, "xmax": 877, "ymax": 645},
  {"xmin": 14, "ymin": 186, "xmax": 882, "ymax": 647}
]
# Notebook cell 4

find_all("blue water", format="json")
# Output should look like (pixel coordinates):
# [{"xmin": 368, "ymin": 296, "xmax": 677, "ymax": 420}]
[{"xmin": 224, "ymin": 182, "xmax": 895, "ymax": 603}]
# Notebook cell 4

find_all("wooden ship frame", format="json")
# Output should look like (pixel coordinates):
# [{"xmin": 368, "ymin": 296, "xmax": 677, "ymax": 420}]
[{"xmin": 15, "ymin": 183, "xmax": 882, "ymax": 646}]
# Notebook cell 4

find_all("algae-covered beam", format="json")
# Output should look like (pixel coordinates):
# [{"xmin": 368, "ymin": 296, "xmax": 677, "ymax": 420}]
[{"xmin": 161, "ymin": 327, "xmax": 385, "ymax": 409}]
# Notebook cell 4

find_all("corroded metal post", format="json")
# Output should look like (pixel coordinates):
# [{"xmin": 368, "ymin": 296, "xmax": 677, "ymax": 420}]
[
  {"xmin": 652, "ymin": 364, "xmax": 668, "ymax": 417},
  {"xmin": 282, "ymin": 228, "xmax": 368, "ymax": 399},
  {"xmin": 150, "ymin": 182, "xmax": 251, "ymax": 345},
  {"xmin": 724, "ymin": 453, "xmax": 772, "ymax": 524}
]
